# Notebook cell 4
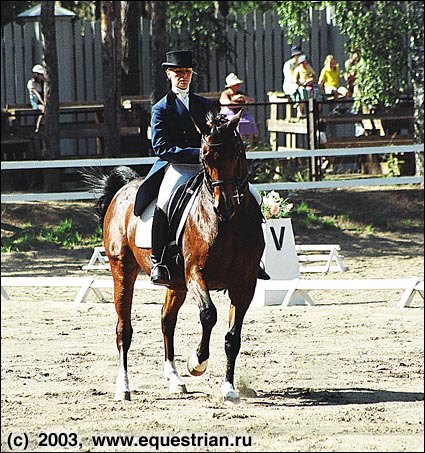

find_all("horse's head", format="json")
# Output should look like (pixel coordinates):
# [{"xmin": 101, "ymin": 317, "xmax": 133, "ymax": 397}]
[{"xmin": 200, "ymin": 111, "xmax": 249, "ymax": 221}]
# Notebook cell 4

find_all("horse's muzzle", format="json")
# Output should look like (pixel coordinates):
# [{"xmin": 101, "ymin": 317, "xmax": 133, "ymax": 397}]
[{"xmin": 214, "ymin": 195, "xmax": 235, "ymax": 222}]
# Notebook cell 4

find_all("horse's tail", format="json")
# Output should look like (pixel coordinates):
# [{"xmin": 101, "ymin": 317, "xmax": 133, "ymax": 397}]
[{"xmin": 82, "ymin": 166, "xmax": 140, "ymax": 227}]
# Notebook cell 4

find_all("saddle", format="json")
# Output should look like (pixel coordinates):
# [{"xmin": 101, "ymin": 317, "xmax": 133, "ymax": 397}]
[{"xmin": 135, "ymin": 171, "xmax": 204, "ymax": 282}]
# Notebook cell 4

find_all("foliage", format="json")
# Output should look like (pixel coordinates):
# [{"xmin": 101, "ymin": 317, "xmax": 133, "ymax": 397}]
[
  {"xmin": 275, "ymin": 1, "xmax": 313, "ymax": 44},
  {"xmin": 331, "ymin": 1, "xmax": 411, "ymax": 107},
  {"xmin": 295, "ymin": 201, "xmax": 337, "ymax": 230},
  {"xmin": 1, "ymin": 219, "xmax": 102, "ymax": 252},
  {"xmin": 0, "ymin": 1, "xmax": 36, "ymax": 27},
  {"xmin": 261, "ymin": 191, "xmax": 293, "ymax": 219},
  {"xmin": 166, "ymin": 1, "xmax": 234, "ymax": 78}
]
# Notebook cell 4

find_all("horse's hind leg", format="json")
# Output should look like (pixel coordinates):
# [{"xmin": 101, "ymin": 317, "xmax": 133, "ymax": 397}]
[
  {"xmin": 110, "ymin": 257, "xmax": 139, "ymax": 401},
  {"xmin": 162, "ymin": 289, "xmax": 188, "ymax": 393}
]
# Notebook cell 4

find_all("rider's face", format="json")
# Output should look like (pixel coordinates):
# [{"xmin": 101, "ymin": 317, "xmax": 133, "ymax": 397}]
[{"xmin": 167, "ymin": 68, "xmax": 193, "ymax": 90}]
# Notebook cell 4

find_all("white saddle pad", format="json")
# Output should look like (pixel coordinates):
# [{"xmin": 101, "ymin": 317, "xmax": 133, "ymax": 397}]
[
  {"xmin": 135, "ymin": 199, "xmax": 156, "ymax": 248},
  {"xmin": 134, "ymin": 189, "xmax": 200, "ymax": 249}
]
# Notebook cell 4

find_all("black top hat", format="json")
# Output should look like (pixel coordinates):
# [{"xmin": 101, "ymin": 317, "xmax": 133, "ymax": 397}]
[
  {"xmin": 162, "ymin": 50, "xmax": 193, "ymax": 68},
  {"xmin": 291, "ymin": 46, "xmax": 302, "ymax": 57}
]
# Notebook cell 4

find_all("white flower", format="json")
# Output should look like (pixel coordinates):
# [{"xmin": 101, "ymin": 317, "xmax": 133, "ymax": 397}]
[{"xmin": 261, "ymin": 191, "xmax": 293, "ymax": 219}]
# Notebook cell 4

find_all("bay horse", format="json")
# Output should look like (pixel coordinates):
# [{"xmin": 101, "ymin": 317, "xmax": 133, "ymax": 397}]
[{"xmin": 90, "ymin": 111, "xmax": 265, "ymax": 404}]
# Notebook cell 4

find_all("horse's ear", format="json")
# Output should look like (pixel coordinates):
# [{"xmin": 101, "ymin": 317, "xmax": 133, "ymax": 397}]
[
  {"xmin": 190, "ymin": 112, "xmax": 212, "ymax": 136},
  {"xmin": 229, "ymin": 109, "xmax": 243, "ymax": 130}
]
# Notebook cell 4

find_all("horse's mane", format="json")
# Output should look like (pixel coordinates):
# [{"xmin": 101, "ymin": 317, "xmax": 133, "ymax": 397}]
[{"xmin": 206, "ymin": 112, "xmax": 238, "ymax": 143}]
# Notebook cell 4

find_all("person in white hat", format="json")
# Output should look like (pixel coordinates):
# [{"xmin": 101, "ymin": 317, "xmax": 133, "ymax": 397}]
[
  {"xmin": 27, "ymin": 64, "xmax": 45, "ymax": 132},
  {"xmin": 219, "ymin": 73, "xmax": 258, "ymax": 141}
]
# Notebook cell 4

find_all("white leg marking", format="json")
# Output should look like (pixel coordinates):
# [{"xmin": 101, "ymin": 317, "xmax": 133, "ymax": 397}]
[
  {"xmin": 221, "ymin": 381, "xmax": 240, "ymax": 404},
  {"xmin": 114, "ymin": 349, "xmax": 130, "ymax": 401},
  {"xmin": 187, "ymin": 350, "xmax": 208, "ymax": 376},
  {"xmin": 164, "ymin": 360, "xmax": 187, "ymax": 394}
]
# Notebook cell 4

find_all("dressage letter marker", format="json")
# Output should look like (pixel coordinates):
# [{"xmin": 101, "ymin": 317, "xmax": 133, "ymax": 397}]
[
  {"xmin": 270, "ymin": 225, "xmax": 285, "ymax": 251},
  {"xmin": 253, "ymin": 218, "xmax": 306, "ymax": 306}
]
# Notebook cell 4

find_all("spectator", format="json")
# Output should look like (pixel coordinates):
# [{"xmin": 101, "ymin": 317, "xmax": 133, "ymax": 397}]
[
  {"xmin": 282, "ymin": 45, "xmax": 303, "ymax": 101},
  {"xmin": 27, "ymin": 64, "xmax": 45, "ymax": 132},
  {"xmin": 219, "ymin": 73, "xmax": 258, "ymax": 143},
  {"xmin": 293, "ymin": 55, "xmax": 323, "ymax": 116},
  {"xmin": 344, "ymin": 48, "xmax": 361, "ymax": 97},
  {"xmin": 319, "ymin": 55, "xmax": 349, "ymax": 115},
  {"xmin": 319, "ymin": 55, "xmax": 349, "ymax": 101}
]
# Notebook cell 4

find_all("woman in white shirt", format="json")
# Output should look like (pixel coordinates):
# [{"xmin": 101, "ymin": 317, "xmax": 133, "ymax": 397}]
[{"xmin": 27, "ymin": 64, "xmax": 45, "ymax": 132}]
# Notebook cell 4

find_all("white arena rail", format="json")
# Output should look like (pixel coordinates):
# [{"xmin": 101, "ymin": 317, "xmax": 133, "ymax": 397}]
[
  {"xmin": 253, "ymin": 278, "xmax": 424, "ymax": 309},
  {"xmin": 1, "ymin": 145, "xmax": 423, "ymax": 202},
  {"xmin": 0, "ymin": 276, "xmax": 165, "ymax": 304},
  {"xmin": 2, "ymin": 276, "xmax": 423, "ymax": 308}
]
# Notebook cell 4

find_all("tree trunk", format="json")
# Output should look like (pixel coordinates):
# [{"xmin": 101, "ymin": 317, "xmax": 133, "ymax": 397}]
[
  {"xmin": 408, "ymin": 1, "xmax": 424, "ymax": 176},
  {"xmin": 121, "ymin": 1, "xmax": 141, "ymax": 95},
  {"xmin": 40, "ymin": 1, "xmax": 61, "ymax": 192},
  {"xmin": 100, "ymin": 1, "xmax": 121, "ymax": 157},
  {"xmin": 151, "ymin": 1, "xmax": 167, "ymax": 105}
]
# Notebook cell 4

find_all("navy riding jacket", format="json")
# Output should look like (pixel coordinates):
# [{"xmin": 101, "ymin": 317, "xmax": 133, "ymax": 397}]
[{"xmin": 134, "ymin": 91, "xmax": 211, "ymax": 216}]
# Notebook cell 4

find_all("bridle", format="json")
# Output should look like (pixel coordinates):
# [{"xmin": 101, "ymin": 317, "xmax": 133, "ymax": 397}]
[{"xmin": 200, "ymin": 132, "xmax": 249, "ymax": 205}]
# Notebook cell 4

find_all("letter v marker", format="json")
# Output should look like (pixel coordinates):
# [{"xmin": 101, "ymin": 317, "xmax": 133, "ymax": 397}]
[{"xmin": 270, "ymin": 225, "xmax": 285, "ymax": 251}]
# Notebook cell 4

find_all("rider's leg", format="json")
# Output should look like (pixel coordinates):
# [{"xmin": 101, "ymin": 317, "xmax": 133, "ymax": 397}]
[
  {"xmin": 150, "ymin": 206, "xmax": 171, "ymax": 285},
  {"xmin": 151, "ymin": 163, "xmax": 202, "ymax": 286}
]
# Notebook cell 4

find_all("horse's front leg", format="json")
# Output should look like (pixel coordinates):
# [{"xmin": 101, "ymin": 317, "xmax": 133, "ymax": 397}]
[
  {"xmin": 162, "ymin": 289, "xmax": 188, "ymax": 393},
  {"xmin": 221, "ymin": 287, "xmax": 254, "ymax": 404},
  {"xmin": 110, "ymin": 257, "xmax": 139, "ymax": 401},
  {"xmin": 186, "ymin": 276, "xmax": 218, "ymax": 377}
]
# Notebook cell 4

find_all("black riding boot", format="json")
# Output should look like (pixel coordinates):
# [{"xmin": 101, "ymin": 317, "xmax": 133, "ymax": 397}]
[{"xmin": 150, "ymin": 207, "xmax": 170, "ymax": 286}]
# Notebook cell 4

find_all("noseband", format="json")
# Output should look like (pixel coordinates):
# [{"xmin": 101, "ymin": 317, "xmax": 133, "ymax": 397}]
[{"xmin": 201, "ymin": 133, "xmax": 249, "ymax": 205}]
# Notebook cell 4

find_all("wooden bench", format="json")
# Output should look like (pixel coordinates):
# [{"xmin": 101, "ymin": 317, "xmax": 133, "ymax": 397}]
[
  {"xmin": 267, "ymin": 91, "xmax": 304, "ymax": 150},
  {"xmin": 2, "ymin": 100, "xmax": 145, "ymax": 152}
]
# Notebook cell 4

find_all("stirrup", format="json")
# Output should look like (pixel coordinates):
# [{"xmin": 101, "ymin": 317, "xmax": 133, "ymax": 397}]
[{"xmin": 150, "ymin": 263, "xmax": 171, "ymax": 286}]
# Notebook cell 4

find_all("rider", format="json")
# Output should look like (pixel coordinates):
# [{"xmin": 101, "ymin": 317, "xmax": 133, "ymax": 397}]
[{"xmin": 134, "ymin": 50, "xmax": 270, "ymax": 286}]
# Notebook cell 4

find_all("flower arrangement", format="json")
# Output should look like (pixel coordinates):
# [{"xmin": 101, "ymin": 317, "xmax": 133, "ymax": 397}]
[{"xmin": 261, "ymin": 191, "xmax": 293, "ymax": 219}]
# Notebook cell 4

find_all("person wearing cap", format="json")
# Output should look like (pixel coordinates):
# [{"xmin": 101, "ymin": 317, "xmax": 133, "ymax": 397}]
[
  {"xmin": 134, "ymin": 51, "xmax": 270, "ymax": 285},
  {"xmin": 293, "ymin": 54, "xmax": 323, "ymax": 115},
  {"xmin": 219, "ymin": 73, "xmax": 258, "ymax": 141},
  {"xmin": 282, "ymin": 46, "xmax": 303, "ymax": 101},
  {"xmin": 27, "ymin": 64, "xmax": 45, "ymax": 132}
]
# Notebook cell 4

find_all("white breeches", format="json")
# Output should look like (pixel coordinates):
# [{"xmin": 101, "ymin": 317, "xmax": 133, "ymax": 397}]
[
  {"xmin": 157, "ymin": 164, "xmax": 202, "ymax": 213},
  {"xmin": 157, "ymin": 163, "xmax": 261, "ymax": 213}
]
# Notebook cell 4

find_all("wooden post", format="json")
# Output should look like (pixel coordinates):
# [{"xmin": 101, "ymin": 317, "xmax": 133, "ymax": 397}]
[
  {"xmin": 307, "ymin": 98, "xmax": 318, "ymax": 181},
  {"xmin": 268, "ymin": 92, "xmax": 278, "ymax": 150}
]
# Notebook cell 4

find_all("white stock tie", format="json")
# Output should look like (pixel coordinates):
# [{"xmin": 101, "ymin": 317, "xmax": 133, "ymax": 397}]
[{"xmin": 179, "ymin": 92, "xmax": 189, "ymax": 110}]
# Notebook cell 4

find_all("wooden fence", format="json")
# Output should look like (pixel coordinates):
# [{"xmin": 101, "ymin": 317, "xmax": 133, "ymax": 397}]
[{"xmin": 1, "ymin": 10, "xmax": 348, "ymax": 151}]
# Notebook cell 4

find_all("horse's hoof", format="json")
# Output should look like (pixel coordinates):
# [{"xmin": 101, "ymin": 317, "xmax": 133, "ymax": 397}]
[
  {"xmin": 169, "ymin": 383, "xmax": 188, "ymax": 394},
  {"xmin": 187, "ymin": 351, "xmax": 208, "ymax": 376},
  {"xmin": 114, "ymin": 390, "xmax": 131, "ymax": 401},
  {"xmin": 221, "ymin": 382, "xmax": 240, "ymax": 405}
]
